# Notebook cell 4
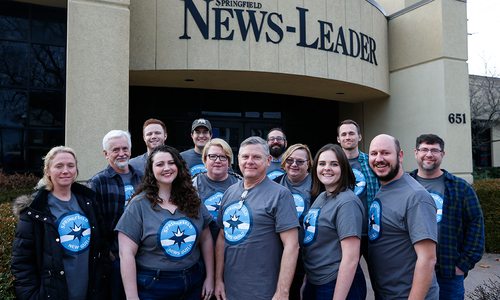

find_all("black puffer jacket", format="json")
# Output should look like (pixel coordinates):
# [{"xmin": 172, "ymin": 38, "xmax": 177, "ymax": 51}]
[{"xmin": 11, "ymin": 182, "xmax": 105, "ymax": 300}]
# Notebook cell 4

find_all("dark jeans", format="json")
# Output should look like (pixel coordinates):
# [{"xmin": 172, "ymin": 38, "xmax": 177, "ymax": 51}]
[
  {"xmin": 111, "ymin": 257, "xmax": 126, "ymax": 300},
  {"xmin": 303, "ymin": 264, "xmax": 367, "ymax": 300},
  {"xmin": 137, "ymin": 262, "xmax": 204, "ymax": 300},
  {"xmin": 437, "ymin": 274, "xmax": 464, "ymax": 300}
]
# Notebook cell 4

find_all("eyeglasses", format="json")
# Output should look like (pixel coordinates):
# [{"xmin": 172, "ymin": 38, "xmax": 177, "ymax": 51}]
[
  {"xmin": 268, "ymin": 136, "xmax": 285, "ymax": 142},
  {"xmin": 207, "ymin": 154, "xmax": 228, "ymax": 162},
  {"xmin": 285, "ymin": 158, "xmax": 308, "ymax": 166},
  {"xmin": 416, "ymin": 148, "xmax": 442, "ymax": 155}
]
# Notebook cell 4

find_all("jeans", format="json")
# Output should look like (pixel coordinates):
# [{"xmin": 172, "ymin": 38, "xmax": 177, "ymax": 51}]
[
  {"xmin": 437, "ymin": 274, "xmax": 464, "ymax": 300},
  {"xmin": 137, "ymin": 262, "xmax": 204, "ymax": 300},
  {"xmin": 111, "ymin": 257, "xmax": 126, "ymax": 300},
  {"xmin": 303, "ymin": 264, "xmax": 367, "ymax": 300}
]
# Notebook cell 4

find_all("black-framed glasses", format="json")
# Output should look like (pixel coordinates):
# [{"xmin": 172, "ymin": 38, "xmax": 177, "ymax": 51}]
[
  {"xmin": 416, "ymin": 148, "xmax": 442, "ymax": 155},
  {"xmin": 207, "ymin": 154, "xmax": 228, "ymax": 162},
  {"xmin": 268, "ymin": 136, "xmax": 285, "ymax": 142},
  {"xmin": 285, "ymin": 158, "xmax": 308, "ymax": 166}
]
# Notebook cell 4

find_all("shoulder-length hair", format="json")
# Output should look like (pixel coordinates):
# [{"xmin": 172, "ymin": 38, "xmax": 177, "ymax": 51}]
[
  {"xmin": 280, "ymin": 143, "xmax": 313, "ymax": 171},
  {"xmin": 37, "ymin": 146, "xmax": 78, "ymax": 191},
  {"xmin": 311, "ymin": 143, "xmax": 355, "ymax": 198},
  {"xmin": 137, "ymin": 145, "xmax": 201, "ymax": 218}
]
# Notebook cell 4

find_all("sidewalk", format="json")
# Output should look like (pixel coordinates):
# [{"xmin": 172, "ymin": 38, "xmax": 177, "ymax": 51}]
[{"xmin": 361, "ymin": 253, "xmax": 500, "ymax": 299}]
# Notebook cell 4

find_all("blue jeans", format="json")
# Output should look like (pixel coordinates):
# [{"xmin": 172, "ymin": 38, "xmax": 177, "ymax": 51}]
[
  {"xmin": 303, "ymin": 264, "xmax": 367, "ymax": 300},
  {"xmin": 437, "ymin": 274, "xmax": 464, "ymax": 300},
  {"xmin": 137, "ymin": 262, "xmax": 204, "ymax": 300}
]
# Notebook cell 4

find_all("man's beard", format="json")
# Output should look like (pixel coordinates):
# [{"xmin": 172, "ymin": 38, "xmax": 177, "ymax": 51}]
[
  {"xmin": 114, "ymin": 159, "xmax": 129, "ymax": 169},
  {"xmin": 270, "ymin": 145, "xmax": 285, "ymax": 158},
  {"xmin": 376, "ymin": 159, "xmax": 400, "ymax": 182}
]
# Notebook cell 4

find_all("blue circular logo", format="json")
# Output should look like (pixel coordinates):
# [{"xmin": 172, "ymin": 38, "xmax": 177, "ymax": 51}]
[
  {"xmin": 158, "ymin": 218, "xmax": 198, "ymax": 260},
  {"xmin": 352, "ymin": 169, "xmax": 367, "ymax": 196},
  {"xmin": 368, "ymin": 199, "xmax": 382, "ymax": 241},
  {"xmin": 429, "ymin": 192, "xmax": 444, "ymax": 223},
  {"xmin": 204, "ymin": 192, "xmax": 224, "ymax": 220},
  {"xmin": 57, "ymin": 212, "xmax": 91, "ymax": 253},
  {"xmin": 303, "ymin": 208, "xmax": 320, "ymax": 246},
  {"xmin": 222, "ymin": 201, "xmax": 252, "ymax": 244},
  {"xmin": 190, "ymin": 164, "xmax": 207, "ymax": 176},
  {"xmin": 267, "ymin": 169, "xmax": 285, "ymax": 180},
  {"xmin": 292, "ymin": 193, "xmax": 306, "ymax": 218}
]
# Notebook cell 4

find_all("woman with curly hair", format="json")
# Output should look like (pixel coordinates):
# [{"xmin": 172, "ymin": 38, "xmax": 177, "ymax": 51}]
[{"xmin": 115, "ymin": 145, "xmax": 214, "ymax": 300}]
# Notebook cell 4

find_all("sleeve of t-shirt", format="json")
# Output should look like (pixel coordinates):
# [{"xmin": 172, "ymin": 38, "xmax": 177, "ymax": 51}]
[
  {"xmin": 274, "ymin": 188, "xmax": 300, "ymax": 233},
  {"xmin": 407, "ymin": 190, "xmax": 438, "ymax": 244},
  {"xmin": 335, "ymin": 197, "xmax": 363, "ymax": 240},
  {"xmin": 114, "ymin": 197, "xmax": 144, "ymax": 245},
  {"xmin": 200, "ymin": 204, "xmax": 212, "ymax": 228}
]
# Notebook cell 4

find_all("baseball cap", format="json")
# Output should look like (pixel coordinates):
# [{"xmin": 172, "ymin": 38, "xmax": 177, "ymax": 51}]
[{"xmin": 191, "ymin": 118, "xmax": 212, "ymax": 133}]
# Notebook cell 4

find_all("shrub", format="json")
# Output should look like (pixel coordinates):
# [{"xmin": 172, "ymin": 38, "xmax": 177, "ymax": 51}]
[
  {"xmin": 0, "ymin": 172, "xmax": 39, "ymax": 300},
  {"xmin": 474, "ymin": 179, "xmax": 500, "ymax": 253},
  {"xmin": 466, "ymin": 276, "xmax": 500, "ymax": 300},
  {"xmin": 0, "ymin": 201, "xmax": 15, "ymax": 300},
  {"xmin": 473, "ymin": 167, "xmax": 500, "ymax": 180},
  {"xmin": 0, "ymin": 173, "xmax": 39, "ymax": 203}
]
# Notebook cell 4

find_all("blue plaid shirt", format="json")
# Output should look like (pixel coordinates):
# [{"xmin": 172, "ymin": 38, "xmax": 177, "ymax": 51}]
[
  {"xmin": 88, "ymin": 165, "xmax": 142, "ymax": 254},
  {"xmin": 410, "ymin": 169, "xmax": 485, "ymax": 278},
  {"xmin": 358, "ymin": 151, "xmax": 380, "ymax": 208}
]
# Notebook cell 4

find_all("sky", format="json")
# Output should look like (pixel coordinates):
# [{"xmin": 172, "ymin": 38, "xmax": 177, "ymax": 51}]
[{"xmin": 467, "ymin": 0, "xmax": 500, "ymax": 76}]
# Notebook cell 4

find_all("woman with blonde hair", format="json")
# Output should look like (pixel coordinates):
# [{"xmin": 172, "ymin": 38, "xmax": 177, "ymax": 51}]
[{"xmin": 11, "ymin": 146, "xmax": 104, "ymax": 300}]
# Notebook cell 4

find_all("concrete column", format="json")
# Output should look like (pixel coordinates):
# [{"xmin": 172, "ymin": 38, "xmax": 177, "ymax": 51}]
[
  {"xmin": 364, "ymin": 0, "xmax": 473, "ymax": 182},
  {"xmin": 65, "ymin": 0, "xmax": 130, "ymax": 180}
]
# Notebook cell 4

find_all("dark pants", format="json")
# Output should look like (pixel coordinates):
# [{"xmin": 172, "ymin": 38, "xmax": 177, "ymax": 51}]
[
  {"xmin": 437, "ymin": 274, "xmax": 464, "ymax": 300},
  {"xmin": 303, "ymin": 264, "xmax": 367, "ymax": 300},
  {"xmin": 111, "ymin": 257, "xmax": 126, "ymax": 300},
  {"xmin": 137, "ymin": 262, "xmax": 204, "ymax": 300}
]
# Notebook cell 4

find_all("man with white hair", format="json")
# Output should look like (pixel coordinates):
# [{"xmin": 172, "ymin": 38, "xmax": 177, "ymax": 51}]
[{"xmin": 89, "ymin": 129, "xmax": 142, "ymax": 300}]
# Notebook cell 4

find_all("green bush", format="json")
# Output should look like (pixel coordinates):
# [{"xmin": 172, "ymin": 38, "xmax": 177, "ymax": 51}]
[
  {"xmin": 0, "ymin": 172, "xmax": 39, "ymax": 203},
  {"xmin": 473, "ymin": 167, "xmax": 500, "ymax": 180},
  {"xmin": 474, "ymin": 179, "xmax": 500, "ymax": 253},
  {"xmin": 0, "ymin": 172, "xmax": 39, "ymax": 299},
  {"xmin": 0, "ymin": 201, "xmax": 15, "ymax": 300}
]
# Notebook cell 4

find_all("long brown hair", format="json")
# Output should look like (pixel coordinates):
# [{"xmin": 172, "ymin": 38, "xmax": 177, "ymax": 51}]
[
  {"xmin": 311, "ymin": 143, "xmax": 355, "ymax": 198},
  {"xmin": 137, "ymin": 145, "xmax": 201, "ymax": 218}
]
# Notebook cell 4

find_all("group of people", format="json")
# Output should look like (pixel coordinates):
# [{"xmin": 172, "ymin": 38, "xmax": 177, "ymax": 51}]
[{"xmin": 10, "ymin": 117, "xmax": 485, "ymax": 300}]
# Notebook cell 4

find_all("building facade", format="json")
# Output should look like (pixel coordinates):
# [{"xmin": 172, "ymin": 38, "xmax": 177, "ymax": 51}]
[{"xmin": 1, "ymin": 0, "xmax": 473, "ymax": 182}]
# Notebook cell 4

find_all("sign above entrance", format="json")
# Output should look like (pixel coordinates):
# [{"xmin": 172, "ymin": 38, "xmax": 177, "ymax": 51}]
[{"xmin": 180, "ymin": 0, "xmax": 378, "ymax": 65}]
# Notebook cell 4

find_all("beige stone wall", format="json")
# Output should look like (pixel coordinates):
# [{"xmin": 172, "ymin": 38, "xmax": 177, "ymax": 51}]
[
  {"xmin": 129, "ymin": 0, "xmax": 389, "ymax": 101},
  {"xmin": 364, "ymin": 0, "xmax": 473, "ymax": 182},
  {"xmin": 66, "ymin": 0, "xmax": 131, "ymax": 180}
]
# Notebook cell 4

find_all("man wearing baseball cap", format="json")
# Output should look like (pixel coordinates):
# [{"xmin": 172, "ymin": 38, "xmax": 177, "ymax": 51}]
[{"xmin": 181, "ymin": 118, "xmax": 213, "ymax": 176}]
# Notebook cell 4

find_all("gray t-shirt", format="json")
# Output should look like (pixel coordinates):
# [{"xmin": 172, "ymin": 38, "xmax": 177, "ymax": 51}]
[
  {"xmin": 302, "ymin": 189, "xmax": 363, "ymax": 285},
  {"xmin": 193, "ymin": 172, "xmax": 241, "ymax": 220},
  {"xmin": 367, "ymin": 173, "xmax": 439, "ymax": 299},
  {"xmin": 115, "ymin": 193, "xmax": 212, "ymax": 271},
  {"xmin": 415, "ymin": 174, "xmax": 445, "ymax": 224},
  {"xmin": 349, "ymin": 158, "xmax": 368, "ymax": 235},
  {"xmin": 119, "ymin": 172, "xmax": 135, "ymax": 207},
  {"xmin": 48, "ymin": 193, "xmax": 90, "ymax": 300},
  {"xmin": 216, "ymin": 178, "xmax": 299, "ymax": 300},
  {"xmin": 275, "ymin": 173, "xmax": 312, "ymax": 220},
  {"xmin": 129, "ymin": 152, "xmax": 148, "ymax": 178},
  {"xmin": 267, "ymin": 157, "xmax": 285, "ymax": 180},
  {"xmin": 180, "ymin": 148, "xmax": 206, "ymax": 176}
]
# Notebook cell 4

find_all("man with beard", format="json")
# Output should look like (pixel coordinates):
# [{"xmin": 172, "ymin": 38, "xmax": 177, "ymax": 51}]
[
  {"xmin": 367, "ymin": 134, "xmax": 439, "ymax": 299},
  {"xmin": 266, "ymin": 127, "xmax": 288, "ymax": 179},
  {"xmin": 89, "ymin": 130, "xmax": 142, "ymax": 300},
  {"xmin": 181, "ymin": 118, "xmax": 213, "ymax": 176},
  {"xmin": 409, "ymin": 134, "xmax": 484, "ymax": 300},
  {"xmin": 129, "ymin": 118, "xmax": 167, "ymax": 178},
  {"xmin": 337, "ymin": 119, "xmax": 380, "ymax": 265}
]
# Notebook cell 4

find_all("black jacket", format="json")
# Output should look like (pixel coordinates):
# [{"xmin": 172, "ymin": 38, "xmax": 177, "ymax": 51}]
[{"xmin": 11, "ymin": 182, "xmax": 105, "ymax": 300}]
